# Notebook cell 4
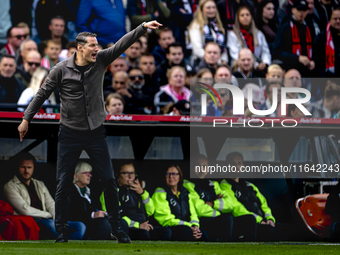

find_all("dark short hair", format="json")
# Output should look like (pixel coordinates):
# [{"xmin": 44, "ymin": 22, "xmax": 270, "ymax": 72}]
[
  {"xmin": 50, "ymin": 15, "xmax": 65, "ymax": 25},
  {"xmin": 266, "ymin": 81, "xmax": 282, "ymax": 94},
  {"xmin": 76, "ymin": 32, "xmax": 97, "ymax": 47},
  {"xmin": 15, "ymin": 152, "xmax": 36, "ymax": 168},
  {"xmin": 215, "ymin": 64, "xmax": 231, "ymax": 74},
  {"xmin": 166, "ymin": 42, "xmax": 183, "ymax": 54},
  {"xmin": 1, "ymin": 54, "xmax": 16, "ymax": 64},
  {"xmin": 225, "ymin": 152, "xmax": 243, "ymax": 165},
  {"xmin": 129, "ymin": 67, "xmax": 143, "ymax": 74},
  {"xmin": 158, "ymin": 27, "xmax": 173, "ymax": 38},
  {"xmin": 6, "ymin": 26, "xmax": 19, "ymax": 38},
  {"xmin": 66, "ymin": 41, "xmax": 77, "ymax": 50},
  {"xmin": 325, "ymin": 82, "xmax": 340, "ymax": 99}
]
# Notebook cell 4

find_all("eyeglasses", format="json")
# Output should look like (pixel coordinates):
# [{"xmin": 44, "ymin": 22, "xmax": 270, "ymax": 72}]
[
  {"xmin": 130, "ymin": 75, "xmax": 144, "ymax": 80},
  {"xmin": 120, "ymin": 171, "xmax": 135, "ymax": 176},
  {"xmin": 13, "ymin": 34, "xmax": 29, "ymax": 40},
  {"xmin": 28, "ymin": 62, "xmax": 40, "ymax": 67},
  {"xmin": 166, "ymin": 173, "xmax": 179, "ymax": 177}
]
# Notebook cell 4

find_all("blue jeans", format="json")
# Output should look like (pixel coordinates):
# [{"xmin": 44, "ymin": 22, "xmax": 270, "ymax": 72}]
[{"xmin": 35, "ymin": 219, "xmax": 86, "ymax": 240}]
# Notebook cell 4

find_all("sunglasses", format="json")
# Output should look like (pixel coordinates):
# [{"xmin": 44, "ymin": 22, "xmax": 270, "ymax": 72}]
[
  {"xmin": 166, "ymin": 172, "xmax": 179, "ymax": 177},
  {"xmin": 114, "ymin": 81, "xmax": 126, "ymax": 85},
  {"xmin": 14, "ymin": 34, "xmax": 29, "ymax": 40},
  {"xmin": 28, "ymin": 62, "xmax": 40, "ymax": 67},
  {"xmin": 130, "ymin": 75, "xmax": 144, "ymax": 80}
]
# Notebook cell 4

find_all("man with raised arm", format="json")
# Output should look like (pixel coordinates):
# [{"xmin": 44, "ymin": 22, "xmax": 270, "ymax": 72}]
[{"xmin": 17, "ymin": 20, "xmax": 162, "ymax": 243}]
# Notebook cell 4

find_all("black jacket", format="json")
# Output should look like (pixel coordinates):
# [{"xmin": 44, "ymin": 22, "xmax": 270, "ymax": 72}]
[
  {"xmin": 68, "ymin": 184, "xmax": 93, "ymax": 224},
  {"xmin": 0, "ymin": 75, "xmax": 24, "ymax": 107},
  {"xmin": 227, "ymin": 179, "xmax": 265, "ymax": 219},
  {"xmin": 164, "ymin": 185, "xmax": 191, "ymax": 222},
  {"xmin": 325, "ymin": 182, "xmax": 340, "ymax": 223},
  {"xmin": 119, "ymin": 186, "xmax": 147, "ymax": 223},
  {"xmin": 192, "ymin": 179, "xmax": 216, "ymax": 203},
  {"xmin": 314, "ymin": 26, "xmax": 340, "ymax": 77}
]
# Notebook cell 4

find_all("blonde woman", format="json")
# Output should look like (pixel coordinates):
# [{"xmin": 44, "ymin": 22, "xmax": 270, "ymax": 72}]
[
  {"xmin": 227, "ymin": 6, "xmax": 271, "ymax": 71},
  {"xmin": 17, "ymin": 67, "xmax": 57, "ymax": 113},
  {"xmin": 154, "ymin": 66, "xmax": 191, "ymax": 113},
  {"xmin": 105, "ymin": 93, "xmax": 125, "ymax": 115},
  {"xmin": 188, "ymin": 0, "xmax": 228, "ymax": 64}
]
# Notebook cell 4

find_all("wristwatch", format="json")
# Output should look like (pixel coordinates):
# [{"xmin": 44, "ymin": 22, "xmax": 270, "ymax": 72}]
[{"xmin": 142, "ymin": 22, "xmax": 147, "ymax": 31}]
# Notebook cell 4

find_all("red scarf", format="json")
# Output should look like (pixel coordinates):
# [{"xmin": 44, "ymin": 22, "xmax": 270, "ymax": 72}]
[
  {"xmin": 325, "ymin": 22, "xmax": 335, "ymax": 73},
  {"xmin": 290, "ymin": 21, "xmax": 312, "ymax": 60},
  {"xmin": 240, "ymin": 28, "xmax": 254, "ymax": 53},
  {"xmin": 140, "ymin": 0, "xmax": 146, "ymax": 15}
]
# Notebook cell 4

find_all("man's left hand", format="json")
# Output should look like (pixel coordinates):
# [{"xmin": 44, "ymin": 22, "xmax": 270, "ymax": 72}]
[{"xmin": 144, "ymin": 21, "xmax": 163, "ymax": 30}]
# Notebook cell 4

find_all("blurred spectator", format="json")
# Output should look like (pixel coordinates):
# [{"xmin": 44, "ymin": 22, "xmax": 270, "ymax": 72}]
[
  {"xmin": 167, "ymin": 0, "xmax": 194, "ymax": 50},
  {"xmin": 41, "ymin": 39, "xmax": 62, "ymax": 70},
  {"xmin": 104, "ymin": 56, "xmax": 129, "ymax": 100},
  {"xmin": 265, "ymin": 64, "xmax": 284, "ymax": 84},
  {"xmin": 127, "ymin": 0, "xmax": 170, "ymax": 30},
  {"xmin": 314, "ymin": 0, "xmax": 340, "ymax": 31},
  {"xmin": 314, "ymin": 8, "xmax": 340, "ymax": 77},
  {"xmin": 3, "ymin": 152, "xmax": 86, "ymax": 240},
  {"xmin": 76, "ymin": 0, "xmax": 126, "ymax": 46},
  {"xmin": 214, "ymin": 64, "xmax": 233, "ymax": 84},
  {"xmin": 140, "ymin": 34, "xmax": 149, "ymax": 53},
  {"xmin": 227, "ymin": 6, "xmax": 271, "ymax": 74},
  {"xmin": 259, "ymin": 81, "xmax": 283, "ymax": 117},
  {"xmin": 154, "ymin": 66, "xmax": 191, "ymax": 113},
  {"xmin": 232, "ymin": 48, "xmax": 263, "ymax": 89},
  {"xmin": 305, "ymin": 0, "xmax": 321, "ymax": 41},
  {"xmin": 192, "ymin": 68, "xmax": 213, "ymax": 101},
  {"xmin": 155, "ymin": 42, "xmax": 191, "ymax": 87},
  {"xmin": 17, "ymin": 67, "xmax": 58, "ymax": 113},
  {"xmin": 0, "ymin": 0, "xmax": 11, "ymax": 46},
  {"xmin": 288, "ymin": 104, "xmax": 305, "ymax": 117},
  {"xmin": 113, "ymin": 71, "xmax": 137, "ymax": 114},
  {"xmin": 306, "ymin": 81, "xmax": 340, "ymax": 118},
  {"xmin": 243, "ymin": 83, "xmax": 263, "ymax": 116},
  {"xmin": 273, "ymin": 0, "xmax": 315, "ymax": 76},
  {"xmin": 15, "ymin": 51, "xmax": 41, "ymax": 89},
  {"xmin": 0, "ymin": 26, "xmax": 27, "ymax": 59},
  {"xmin": 283, "ymin": 69, "xmax": 305, "ymax": 100},
  {"xmin": 125, "ymin": 40, "xmax": 143, "ymax": 69},
  {"xmin": 0, "ymin": 55, "xmax": 24, "ymax": 108},
  {"xmin": 17, "ymin": 23, "xmax": 31, "ymax": 39},
  {"xmin": 70, "ymin": 162, "xmax": 112, "ymax": 240},
  {"xmin": 59, "ymin": 41, "xmax": 77, "ymax": 61},
  {"xmin": 139, "ymin": 53, "xmax": 159, "ymax": 95},
  {"xmin": 206, "ymin": 84, "xmax": 232, "ymax": 116},
  {"xmin": 113, "ymin": 163, "xmax": 171, "ymax": 240},
  {"xmin": 152, "ymin": 28, "xmax": 175, "ymax": 65},
  {"xmin": 216, "ymin": 0, "xmax": 253, "ymax": 31},
  {"xmin": 194, "ymin": 42, "xmax": 221, "ymax": 74},
  {"xmin": 44, "ymin": 16, "xmax": 69, "ymax": 49},
  {"xmin": 105, "ymin": 93, "xmax": 125, "ymax": 115},
  {"xmin": 256, "ymin": 0, "xmax": 278, "ymax": 51},
  {"xmin": 189, "ymin": 0, "xmax": 227, "ymax": 66},
  {"xmin": 16, "ymin": 39, "xmax": 38, "ymax": 71},
  {"xmin": 127, "ymin": 68, "xmax": 154, "ymax": 114},
  {"xmin": 163, "ymin": 99, "xmax": 191, "ymax": 115},
  {"xmin": 34, "ymin": 0, "xmax": 67, "ymax": 43}
]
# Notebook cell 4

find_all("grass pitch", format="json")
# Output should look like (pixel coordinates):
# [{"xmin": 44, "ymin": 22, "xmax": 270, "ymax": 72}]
[{"xmin": 1, "ymin": 241, "xmax": 340, "ymax": 255}]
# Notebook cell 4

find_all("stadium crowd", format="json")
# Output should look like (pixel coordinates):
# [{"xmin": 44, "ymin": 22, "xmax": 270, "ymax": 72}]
[{"xmin": 0, "ymin": 0, "xmax": 339, "ymax": 118}]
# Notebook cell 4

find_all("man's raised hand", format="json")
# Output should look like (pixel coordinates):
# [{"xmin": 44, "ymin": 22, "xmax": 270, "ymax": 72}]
[{"xmin": 144, "ymin": 21, "xmax": 163, "ymax": 30}]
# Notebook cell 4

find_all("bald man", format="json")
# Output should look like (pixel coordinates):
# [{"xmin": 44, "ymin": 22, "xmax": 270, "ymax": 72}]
[
  {"xmin": 15, "ymin": 51, "xmax": 42, "ymax": 87},
  {"xmin": 232, "ymin": 48, "xmax": 263, "ymax": 89}
]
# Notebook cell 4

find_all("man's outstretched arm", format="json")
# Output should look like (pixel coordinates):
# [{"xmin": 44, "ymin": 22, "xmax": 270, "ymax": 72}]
[{"xmin": 100, "ymin": 20, "xmax": 162, "ymax": 67}]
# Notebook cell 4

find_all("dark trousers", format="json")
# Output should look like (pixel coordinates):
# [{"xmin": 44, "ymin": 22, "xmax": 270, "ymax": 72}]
[
  {"xmin": 200, "ymin": 213, "xmax": 233, "ymax": 242},
  {"xmin": 170, "ymin": 225, "xmax": 195, "ymax": 241},
  {"xmin": 86, "ymin": 217, "xmax": 112, "ymax": 240},
  {"xmin": 232, "ymin": 215, "xmax": 257, "ymax": 241},
  {"xmin": 55, "ymin": 124, "xmax": 120, "ymax": 233}
]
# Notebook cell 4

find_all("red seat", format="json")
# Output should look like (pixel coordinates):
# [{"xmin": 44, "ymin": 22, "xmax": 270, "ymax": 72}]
[{"xmin": 295, "ymin": 194, "xmax": 332, "ymax": 238}]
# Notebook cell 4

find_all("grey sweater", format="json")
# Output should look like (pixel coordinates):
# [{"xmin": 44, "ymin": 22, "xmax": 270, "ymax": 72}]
[{"xmin": 23, "ymin": 24, "xmax": 147, "ymax": 131}]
